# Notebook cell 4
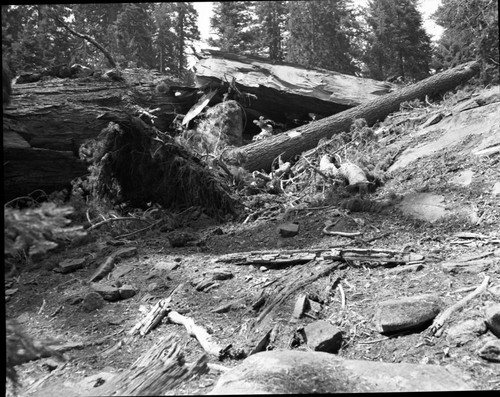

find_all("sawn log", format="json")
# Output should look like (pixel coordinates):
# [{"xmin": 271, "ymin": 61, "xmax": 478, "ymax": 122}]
[{"xmin": 225, "ymin": 61, "xmax": 481, "ymax": 171}]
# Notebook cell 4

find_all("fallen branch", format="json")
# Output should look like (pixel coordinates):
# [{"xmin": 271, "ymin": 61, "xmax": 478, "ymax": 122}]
[
  {"xmin": 430, "ymin": 275, "xmax": 490, "ymax": 337},
  {"xmin": 167, "ymin": 310, "xmax": 229, "ymax": 359},
  {"xmin": 323, "ymin": 224, "xmax": 362, "ymax": 237},
  {"xmin": 87, "ymin": 216, "xmax": 153, "ymax": 231}
]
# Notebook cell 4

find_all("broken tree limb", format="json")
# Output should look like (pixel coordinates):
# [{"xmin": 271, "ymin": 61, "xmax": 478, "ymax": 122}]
[
  {"xmin": 167, "ymin": 310, "xmax": 229, "ymax": 359},
  {"xmin": 430, "ymin": 275, "xmax": 490, "ymax": 337},
  {"xmin": 225, "ymin": 61, "xmax": 480, "ymax": 171},
  {"xmin": 215, "ymin": 247, "xmax": 424, "ymax": 267}
]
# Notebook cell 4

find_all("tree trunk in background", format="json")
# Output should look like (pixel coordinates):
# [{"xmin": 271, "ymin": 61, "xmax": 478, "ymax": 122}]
[{"xmin": 225, "ymin": 61, "xmax": 481, "ymax": 172}]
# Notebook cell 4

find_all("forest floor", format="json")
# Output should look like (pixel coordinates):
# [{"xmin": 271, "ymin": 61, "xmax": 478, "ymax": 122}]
[{"xmin": 5, "ymin": 85, "xmax": 500, "ymax": 395}]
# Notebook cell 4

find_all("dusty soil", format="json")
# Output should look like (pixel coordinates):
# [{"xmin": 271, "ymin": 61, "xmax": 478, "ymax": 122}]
[{"xmin": 5, "ymin": 85, "xmax": 500, "ymax": 395}]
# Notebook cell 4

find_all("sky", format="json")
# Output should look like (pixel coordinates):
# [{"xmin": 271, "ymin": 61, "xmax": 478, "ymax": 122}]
[{"xmin": 192, "ymin": 1, "xmax": 444, "ymax": 43}]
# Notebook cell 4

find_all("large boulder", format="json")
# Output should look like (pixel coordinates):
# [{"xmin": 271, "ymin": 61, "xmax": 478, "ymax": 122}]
[{"xmin": 209, "ymin": 350, "xmax": 474, "ymax": 394}]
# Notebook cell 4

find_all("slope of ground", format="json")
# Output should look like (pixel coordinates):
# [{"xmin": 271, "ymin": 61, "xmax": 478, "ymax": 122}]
[{"xmin": 5, "ymin": 85, "xmax": 500, "ymax": 395}]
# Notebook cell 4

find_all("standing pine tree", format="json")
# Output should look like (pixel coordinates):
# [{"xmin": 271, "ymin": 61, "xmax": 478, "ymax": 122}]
[
  {"xmin": 432, "ymin": 0, "xmax": 498, "ymax": 85},
  {"xmin": 209, "ymin": 1, "xmax": 256, "ymax": 53},
  {"xmin": 286, "ymin": 0, "xmax": 360, "ymax": 74},
  {"xmin": 254, "ymin": 1, "xmax": 287, "ymax": 61},
  {"xmin": 173, "ymin": 2, "xmax": 200, "ymax": 75},
  {"xmin": 114, "ymin": 3, "xmax": 155, "ymax": 68},
  {"xmin": 362, "ymin": 0, "xmax": 432, "ymax": 82}
]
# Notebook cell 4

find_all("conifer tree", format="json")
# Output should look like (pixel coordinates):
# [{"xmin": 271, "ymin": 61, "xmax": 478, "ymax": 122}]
[
  {"xmin": 209, "ymin": 1, "xmax": 256, "ymax": 53},
  {"xmin": 286, "ymin": 0, "xmax": 360, "ymax": 74},
  {"xmin": 114, "ymin": 3, "xmax": 155, "ymax": 68},
  {"xmin": 432, "ymin": 0, "xmax": 498, "ymax": 84},
  {"xmin": 362, "ymin": 0, "xmax": 432, "ymax": 82},
  {"xmin": 254, "ymin": 1, "xmax": 287, "ymax": 61}
]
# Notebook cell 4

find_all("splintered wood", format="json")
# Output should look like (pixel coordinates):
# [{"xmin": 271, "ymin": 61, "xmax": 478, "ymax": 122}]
[{"xmin": 215, "ymin": 247, "xmax": 424, "ymax": 267}]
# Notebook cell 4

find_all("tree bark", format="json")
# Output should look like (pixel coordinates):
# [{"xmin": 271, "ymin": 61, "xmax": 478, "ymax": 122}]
[
  {"xmin": 194, "ymin": 49, "xmax": 397, "ymax": 124},
  {"xmin": 225, "ymin": 61, "xmax": 481, "ymax": 172}
]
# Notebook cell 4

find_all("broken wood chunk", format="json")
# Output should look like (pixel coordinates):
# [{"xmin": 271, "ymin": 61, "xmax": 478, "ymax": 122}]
[{"xmin": 290, "ymin": 294, "xmax": 308, "ymax": 323}]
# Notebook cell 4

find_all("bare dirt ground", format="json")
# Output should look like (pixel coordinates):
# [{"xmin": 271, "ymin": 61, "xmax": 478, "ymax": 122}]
[{"xmin": 5, "ymin": 85, "xmax": 500, "ymax": 395}]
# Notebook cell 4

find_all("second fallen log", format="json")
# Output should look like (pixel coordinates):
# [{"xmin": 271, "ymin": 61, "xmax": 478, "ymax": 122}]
[{"xmin": 225, "ymin": 61, "xmax": 480, "ymax": 172}]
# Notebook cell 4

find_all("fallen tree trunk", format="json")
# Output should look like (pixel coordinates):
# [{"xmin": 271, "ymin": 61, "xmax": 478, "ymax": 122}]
[
  {"xmin": 195, "ymin": 49, "xmax": 397, "ymax": 124},
  {"xmin": 225, "ymin": 61, "xmax": 481, "ymax": 172}
]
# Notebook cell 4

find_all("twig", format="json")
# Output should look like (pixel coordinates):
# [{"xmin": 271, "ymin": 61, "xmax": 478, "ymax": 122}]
[
  {"xmin": 358, "ymin": 337, "xmax": 389, "ymax": 344},
  {"xmin": 323, "ymin": 224, "xmax": 362, "ymax": 237},
  {"xmin": 337, "ymin": 283, "xmax": 346, "ymax": 309},
  {"xmin": 115, "ymin": 219, "xmax": 163, "ymax": 239},
  {"xmin": 87, "ymin": 216, "xmax": 152, "ymax": 231},
  {"xmin": 430, "ymin": 275, "xmax": 490, "ymax": 337},
  {"xmin": 38, "ymin": 299, "xmax": 46, "ymax": 315}
]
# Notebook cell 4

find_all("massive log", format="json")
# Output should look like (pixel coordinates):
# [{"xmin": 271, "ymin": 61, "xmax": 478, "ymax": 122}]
[
  {"xmin": 194, "ymin": 49, "xmax": 397, "ymax": 125},
  {"xmin": 225, "ymin": 61, "xmax": 481, "ymax": 172},
  {"xmin": 2, "ymin": 70, "xmax": 198, "ymax": 201}
]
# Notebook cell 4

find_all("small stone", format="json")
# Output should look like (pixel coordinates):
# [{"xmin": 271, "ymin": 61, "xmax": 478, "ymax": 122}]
[
  {"xmin": 492, "ymin": 182, "xmax": 500, "ymax": 196},
  {"xmin": 478, "ymin": 339, "xmax": 500, "ymax": 363},
  {"xmin": 489, "ymin": 284, "xmax": 500, "ymax": 297},
  {"xmin": 278, "ymin": 222, "xmax": 300, "ymax": 237},
  {"xmin": 446, "ymin": 319, "xmax": 488, "ymax": 346},
  {"xmin": 42, "ymin": 358, "xmax": 60, "ymax": 371},
  {"xmin": 146, "ymin": 282, "xmax": 159, "ymax": 292},
  {"xmin": 154, "ymin": 261, "xmax": 180, "ymax": 272},
  {"xmin": 111, "ymin": 264, "xmax": 133, "ymax": 279},
  {"xmin": 82, "ymin": 292, "xmax": 105, "ymax": 312},
  {"xmin": 91, "ymin": 284, "xmax": 121, "ymax": 302},
  {"xmin": 5, "ymin": 288, "xmax": 18, "ymax": 296},
  {"xmin": 210, "ymin": 269, "xmax": 234, "ymax": 280},
  {"xmin": 260, "ymin": 266, "xmax": 268, "ymax": 272},
  {"xmin": 56, "ymin": 258, "xmax": 86, "ymax": 274},
  {"xmin": 374, "ymin": 294, "xmax": 442, "ymax": 334},
  {"xmin": 303, "ymin": 320, "xmax": 343, "ymax": 353},
  {"xmin": 485, "ymin": 303, "xmax": 500, "ymax": 338},
  {"xmin": 118, "ymin": 284, "xmax": 136, "ymax": 300}
]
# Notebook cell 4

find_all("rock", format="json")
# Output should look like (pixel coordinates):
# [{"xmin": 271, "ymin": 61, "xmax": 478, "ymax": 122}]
[
  {"xmin": 208, "ymin": 350, "xmax": 473, "ymax": 394},
  {"xmin": 82, "ymin": 291, "xmax": 105, "ymax": 312},
  {"xmin": 450, "ymin": 169, "xmax": 474, "ymax": 187},
  {"xmin": 446, "ymin": 319, "xmax": 488, "ymax": 346},
  {"xmin": 55, "ymin": 258, "xmax": 86, "ymax": 274},
  {"xmin": 485, "ymin": 303, "xmax": 500, "ymax": 338},
  {"xmin": 478, "ymin": 339, "xmax": 500, "ymax": 363},
  {"xmin": 91, "ymin": 284, "xmax": 121, "ymax": 302},
  {"xmin": 111, "ymin": 264, "xmax": 133, "ymax": 279},
  {"xmin": 278, "ymin": 222, "xmax": 300, "ymax": 237},
  {"xmin": 209, "ymin": 268, "xmax": 234, "ymax": 280},
  {"xmin": 489, "ymin": 284, "xmax": 500, "ymax": 297},
  {"xmin": 492, "ymin": 182, "xmax": 500, "ymax": 196},
  {"xmin": 303, "ymin": 321, "xmax": 343, "ymax": 353},
  {"xmin": 154, "ymin": 261, "xmax": 180, "ymax": 272},
  {"xmin": 374, "ymin": 294, "xmax": 442, "ymax": 334},
  {"xmin": 118, "ymin": 284, "xmax": 137, "ymax": 300},
  {"xmin": 441, "ymin": 260, "xmax": 492, "ymax": 274}
]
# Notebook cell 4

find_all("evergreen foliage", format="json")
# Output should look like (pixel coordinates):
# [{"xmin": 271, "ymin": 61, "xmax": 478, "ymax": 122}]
[
  {"xmin": 432, "ymin": 0, "xmax": 499, "ymax": 85},
  {"xmin": 209, "ymin": 1, "xmax": 257, "ymax": 53},
  {"xmin": 1, "ymin": 3, "xmax": 199, "ymax": 77},
  {"xmin": 285, "ymin": 0, "xmax": 361, "ymax": 74},
  {"xmin": 362, "ymin": 0, "xmax": 432, "ymax": 82},
  {"xmin": 253, "ymin": 1, "xmax": 287, "ymax": 61}
]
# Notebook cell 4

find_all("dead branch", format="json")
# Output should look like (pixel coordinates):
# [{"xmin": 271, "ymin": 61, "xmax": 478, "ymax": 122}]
[
  {"xmin": 49, "ymin": 12, "xmax": 117, "ymax": 68},
  {"xmin": 430, "ymin": 275, "xmax": 490, "ymax": 337},
  {"xmin": 87, "ymin": 216, "xmax": 153, "ymax": 231},
  {"xmin": 167, "ymin": 310, "xmax": 229, "ymax": 358}
]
